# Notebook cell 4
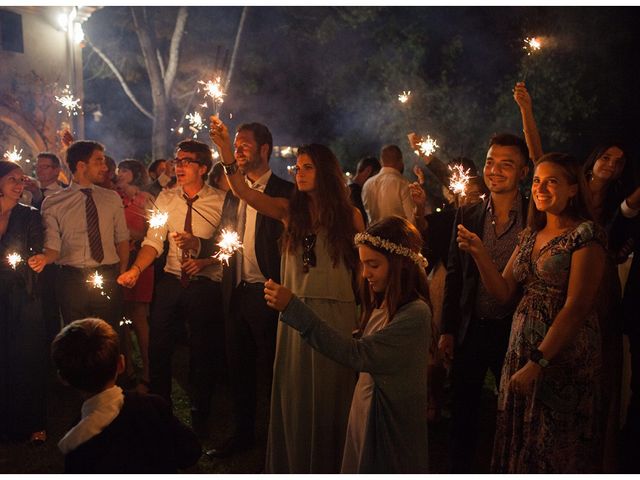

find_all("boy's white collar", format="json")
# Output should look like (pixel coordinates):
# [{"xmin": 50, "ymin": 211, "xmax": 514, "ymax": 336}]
[{"xmin": 58, "ymin": 386, "xmax": 124, "ymax": 454}]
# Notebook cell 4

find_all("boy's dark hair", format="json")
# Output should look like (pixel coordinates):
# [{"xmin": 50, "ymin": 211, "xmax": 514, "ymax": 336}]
[
  {"xmin": 51, "ymin": 318, "xmax": 120, "ymax": 394},
  {"xmin": 37, "ymin": 152, "xmax": 61, "ymax": 167},
  {"xmin": 66, "ymin": 141, "xmax": 104, "ymax": 173},
  {"xmin": 176, "ymin": 140, "xmax": 213, "ymax": 178},
  {"xmin": 237, "ymin": 122, "xmax": 273, "ymax": 159},
  {"xmin": 488, "ymin": 133, "xmax": 529, "ymax": 165}
]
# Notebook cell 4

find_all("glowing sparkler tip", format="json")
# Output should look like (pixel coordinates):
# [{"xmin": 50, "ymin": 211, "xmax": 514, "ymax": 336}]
[
  {"xmin": 87, "ymin": 271, "xmax": 105, "ymax": 290},
  {"xmin": 523, "ymin": 37, "xmax": 542, "ymax": 55},
  {"xmin": 415, "ymin": 135, "xmax": 439, "ymax": 157},
  {"xmin": 6, "ymin": 252, "xmax": 23, "ymax": 270},
  {"xmin": 148, "ymin": 210, "xmax": 169, "ymax": 229},
  {"xmin": 398, "ymin": 90, "xmax": 411, "ymax": 104},
  {"xmin": 3, "ymin": 146, "xmax": 23, "ymax": 163},
  {"xmin": 55, "ymin": 84, "xmax": 82, "ymax": 116},
  {"xmin": 119, "ymin": 317, "xmax": 133, "ymax": 326},
  {"xmin": 448, "ymin": 163, "xmax": 472, "ymax": 198},
  {"xmin": 213, "ymin": 229, "xmax": 243, "ymax": 266},
  {"xmin": 198, "ymin": 77, "xmax": 225, "ymax": 105}
]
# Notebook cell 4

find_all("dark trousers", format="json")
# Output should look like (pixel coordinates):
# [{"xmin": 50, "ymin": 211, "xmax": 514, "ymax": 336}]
[
  {"xmin": 57, "ymin": 264, "xmax": 123, "ymax": 329},
  {"xmin": 149, "ymin": 275, "xmax": 224, "ymax": 417},
  {"xmin": 39, "ymin": 264, "xmax": 62, "ymax": 348},
  {"xmin": 449, "ymin": 316, "xmax": 512, "ymax": 473},
  {"xmin": 621, "ymin": 332, "xmax": 640, "ymax": 472},
  {"xmin": 226, "ymin": 281, "xmax": 279, "ymax": 439}
]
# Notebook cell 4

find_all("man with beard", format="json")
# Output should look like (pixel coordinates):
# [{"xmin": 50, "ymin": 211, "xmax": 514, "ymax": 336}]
[{"xmin": 206, "ymin": 122, "xmax": 294, "ymax": 458}]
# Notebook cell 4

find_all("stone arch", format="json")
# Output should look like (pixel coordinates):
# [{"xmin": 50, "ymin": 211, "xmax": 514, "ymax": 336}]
[{"xmin": 0, "ymin": 105, "xmax": 47, "ymax": 156}]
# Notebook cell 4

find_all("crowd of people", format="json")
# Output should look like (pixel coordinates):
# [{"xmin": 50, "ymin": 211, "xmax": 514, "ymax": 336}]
[{"xmin": 0, "ymin": 82, "xmax": 639, "ymax": 473}]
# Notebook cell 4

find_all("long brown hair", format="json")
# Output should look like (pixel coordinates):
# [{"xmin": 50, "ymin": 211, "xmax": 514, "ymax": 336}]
[
  {"xmin": 527, "ymin": 152, "xmax": 594, "ymax": 232},
  {"xmin": 357, "ymin": 216, "xmax": 431, "ymax": 333},
  {"xmin": 284, "ymin": 144, "xmax": 358, "ymax": 271}
]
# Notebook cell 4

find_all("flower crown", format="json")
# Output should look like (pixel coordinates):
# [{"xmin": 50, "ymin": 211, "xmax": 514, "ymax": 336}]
[{"xmin": 354, "ymin": 232, "xmax": 429, "ymax": 269}]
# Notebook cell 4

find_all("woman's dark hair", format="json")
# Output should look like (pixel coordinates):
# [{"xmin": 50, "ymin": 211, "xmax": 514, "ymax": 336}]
[
  {"xmin": 582, "ymin": 143, "xmax": 633, "ymax": 223},
  {"xmin": 118, "ymin": 159, "xmax": 148, "ymax": 187},
  {"xmin": 527, "ymin": 153, "xmax": 594, "ymax": 232},
  {"xmin": 208, "ymin": 161, "xmax": 225, "ymax": 189},
  {"xmin": 0, "ymin": 160, "xmax": 22, "ymax": 179},
  {"xmin": 51, "ymin": 318, "xmax": 121, "ymax": 394},
  {"xmin": 357, "ymin": 216, "xmax": 431, "ymax": 333},
  {"xmin": 284, "ymin": 144, "xmax": 359, "ymax": 272}
]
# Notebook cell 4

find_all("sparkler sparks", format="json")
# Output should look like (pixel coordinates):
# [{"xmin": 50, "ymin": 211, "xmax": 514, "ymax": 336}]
[
  {"xmin": 148, "ymin": 210, "xmax": 169, "ymax": 229},
  {"xmin": 87, "ymin": 271, "xmax": 104, "ymax": 290},
  {"xmin": 398, "ymin": 90, "xmax": 411, "ymax": 104},
  {"xmin": 448, "ymin": 164, "xmax": 472, "ymax": 198},
  {"xmin": 213, "ymin": 229, "xmax": 243, "ymax": 266},
  {"xmin": 186, "ymin": 111, "xmax": 205, "ymax": 136},
  {"xmin": 3, "ymin": 146, "xmax": 23, "ymax": 163},
  {"xmin": 55, "ymin": 84, "xmax": 82, "ymax": 116},
  {"xmin": 198, "ymin": 77, "xmax": 225, "ymax": 113},
  {"xmin": 416, "ymin": 135, "xmax": 439, "ymax": 157},
  {"xmin": 523, "ymin": 37, "xmax": 542, "ymax": 55},
  {"xmin": 6, "ymin": 252, "xmax": 23, "ymax": 270},
  {"xmin": 120, "ymin": 317, "xmax": 133, "ymax": 327}
]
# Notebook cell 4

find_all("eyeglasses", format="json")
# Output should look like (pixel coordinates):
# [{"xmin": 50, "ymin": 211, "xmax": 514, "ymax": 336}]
[
  {"xmin": 174, "ymin": 158, "xmax": 202, "ymax": 167},
  {"xmin": 302, "ymin": 233, "xmax": 317, "ymax": 273}
]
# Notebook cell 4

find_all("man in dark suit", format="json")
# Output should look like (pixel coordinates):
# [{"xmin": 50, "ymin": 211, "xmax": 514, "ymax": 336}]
[
  {"xmin": 440, "ymin": 133, "xmax": 530, "ymax": 473},
  {"xmin": 206, "ymin": 122, "xmax": 294, "ymax": 458}
]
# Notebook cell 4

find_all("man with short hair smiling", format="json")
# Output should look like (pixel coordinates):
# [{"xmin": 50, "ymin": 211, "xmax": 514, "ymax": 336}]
[
  {"xmin": 117, "ymin": 140, "xmax": 226, "ymax": 438},
  {"xmin": 440, "ymin": 133, "xmax": 530, "ymax": 473},
  {"xmin": 31, "ymin": 141, "xmax": 130, "ymax": 336}
]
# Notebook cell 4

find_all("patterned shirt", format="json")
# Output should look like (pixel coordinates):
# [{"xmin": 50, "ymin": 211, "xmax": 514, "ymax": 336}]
[{"xmin": 474, "ymin": 193, "xmax": 525, "ymax": 320}]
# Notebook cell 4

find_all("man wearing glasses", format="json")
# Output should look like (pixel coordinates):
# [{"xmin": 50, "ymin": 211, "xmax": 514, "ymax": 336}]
[{"xmin": 118, "ymin": 140, "xmax": 225, "ymax": 438}]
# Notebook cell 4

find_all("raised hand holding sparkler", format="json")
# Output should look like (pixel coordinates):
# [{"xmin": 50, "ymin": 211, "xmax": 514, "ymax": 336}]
[
  {"xmin": 408, "ymin": 132, "xmax": 439, "ymax": 161},
  {"xmin": 521, "ymin": 36, "xmax": 544, "ymax": 82}
]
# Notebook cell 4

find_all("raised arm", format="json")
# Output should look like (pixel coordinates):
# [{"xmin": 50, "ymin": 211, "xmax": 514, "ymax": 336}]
[
  {"xmin": 209, "ymin": 116, "xmax": 289, "ymax": 223},
  {"xmin": 457, "ymin": 224, "xmax": 520, "ymax": 304},
  {"xmin": 513, "ymin": 82, "xmax": 543, "ymax": 162},
  {"xmin": 407, "ymin": 132, "xmax": 450, "ymax": 187}
]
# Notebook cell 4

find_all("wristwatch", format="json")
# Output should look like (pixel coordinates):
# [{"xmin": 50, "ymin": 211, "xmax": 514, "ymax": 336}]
[
  {"xmin": 222, "ymin": 160, "xmax": 239, "ymax": 176},
  {"xmin": 529, "ymin": 348, "xmax": 549, "ymax": 368}
]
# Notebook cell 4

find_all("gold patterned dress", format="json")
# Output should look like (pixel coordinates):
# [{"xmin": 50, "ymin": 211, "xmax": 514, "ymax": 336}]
[{"xmin": 492, "ymin": 221, "xmax": 605, "ymax": 473}]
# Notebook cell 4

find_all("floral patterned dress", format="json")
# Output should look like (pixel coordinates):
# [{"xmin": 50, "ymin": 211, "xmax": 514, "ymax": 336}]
[{"xmin": 492, "ymin": 221, "xmax": 605, "ymax": 473}]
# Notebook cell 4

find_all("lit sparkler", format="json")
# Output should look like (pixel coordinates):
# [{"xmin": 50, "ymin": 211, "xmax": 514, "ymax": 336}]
[
  {"xmin": 213, "ymin": 229, "xmax": 243, "ymax": 266},
  {"xmin": 6, "ymin": 252, "xmax": 23, "ymax": 270},
  {"xmin": 119, "ymin": 317, "xmax": 133, "ymax": 327},
  {"xmin": 186, "ymin": 111, "xmax": 205, "ymax": 136},
  {"xmin": 55, "ymin": 84, "xmax": 82, "ymax": 116},
  {"xmin": 398, "ymin": 90, "xmax": 411, "ymax": 104},
  {"xmin": 198, "ymin": 77, "xmax": 225, "ymax": 114},
  {"xmin": 87, "ymin": 271, "xmax": 111, "ymax": 299},
  {"xmin": 3, "ymin": 146, "xmax": 23, "ymax": 163},
  {"xmin": 523, "ymin": 37, "xmax": 542, "ymax": 56},
  {"xmin": 448, "ymin": 163, "xmax": 471, "ymax": 198},
  {"xmin": 416, "ymin": 135, "xmax": 439, "ymax": 157},
  {"xmin": 148, "ymin": 209, "xmax": 169, "ymax": 229},
  {"xmin": 479, "ymin": 193, "xmax": 487, "ymax": 202}
]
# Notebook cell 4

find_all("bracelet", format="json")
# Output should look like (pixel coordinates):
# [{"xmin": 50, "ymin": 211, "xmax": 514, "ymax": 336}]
[
  {"xmin": 132, "ymin": 264, "xmax": 142, "ymax": 275},
  {"xmin": 222, "ymin": 160, "xmax": 239, "ymax": 176}
]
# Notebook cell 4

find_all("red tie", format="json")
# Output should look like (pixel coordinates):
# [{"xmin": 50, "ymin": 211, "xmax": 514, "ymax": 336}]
[{"xmin": 180, "ymin": 195, "xmax": 198, "ymax": 287}]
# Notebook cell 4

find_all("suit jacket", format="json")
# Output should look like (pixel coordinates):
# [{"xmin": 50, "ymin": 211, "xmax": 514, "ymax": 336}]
[
  {"xmin": 219, "ymin": 173, "xmax": 294, "ymax": 311},
  {"xmin": 441, "ymin": 194, "xmax": 528, "ymax": 345}
]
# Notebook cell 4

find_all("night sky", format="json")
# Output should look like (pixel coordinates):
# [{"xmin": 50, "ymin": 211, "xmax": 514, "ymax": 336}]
[{"xmin": 82, "ymin": 6, "xmax": 640, "ymax": 178}]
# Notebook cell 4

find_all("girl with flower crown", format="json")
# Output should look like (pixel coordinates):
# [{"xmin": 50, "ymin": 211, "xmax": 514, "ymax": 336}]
[{"xmin": 264, "ymin": 215, "xmax": 432, "ymax": 473}]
